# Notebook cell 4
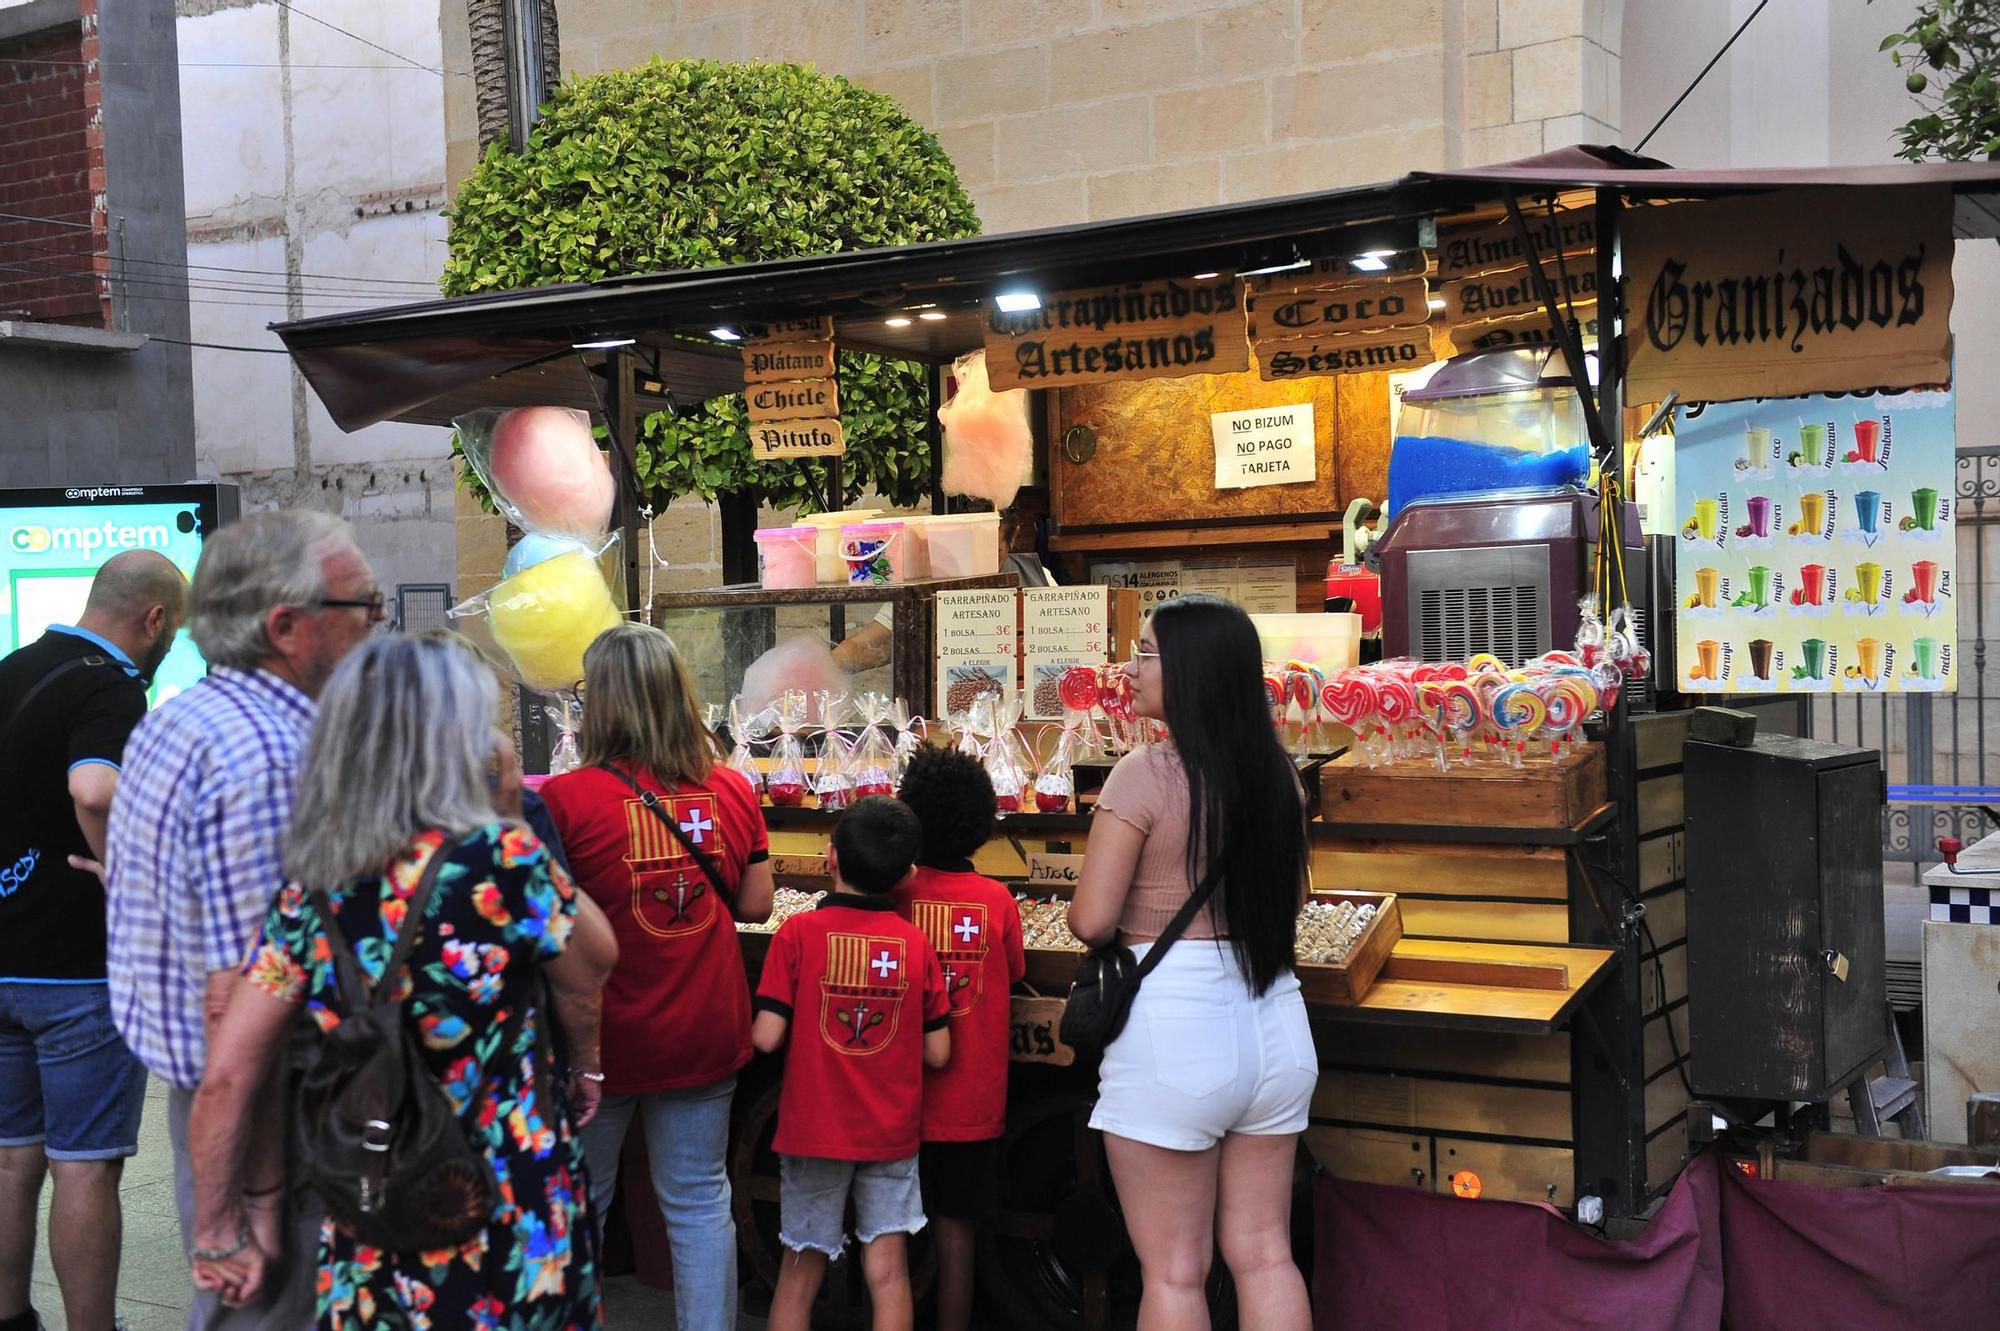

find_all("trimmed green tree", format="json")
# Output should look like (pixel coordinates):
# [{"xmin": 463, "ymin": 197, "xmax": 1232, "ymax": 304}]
[{"xmin": 442, "ymin": 58, "xmax": 980, "ymax": 513}]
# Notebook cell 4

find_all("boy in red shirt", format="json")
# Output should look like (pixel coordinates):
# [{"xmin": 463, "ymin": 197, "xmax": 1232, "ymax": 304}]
[
  {"xmin": 753, "ymin": 796, "xmax": 951, "ymax": 1331},
  {"xmin": 893, "ymin": 748, "xmax": 1026, "ymax": 1331}
]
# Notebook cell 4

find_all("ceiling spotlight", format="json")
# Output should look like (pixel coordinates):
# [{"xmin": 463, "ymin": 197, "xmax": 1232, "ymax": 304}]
[
  {"xmin": 993, "ymin": 291, "xmax": 1041, "ymax": 313},
  {"xmin": 1192, "ymin": 271, "xmax": 1221, "ymax": 280},
  {"xmin": 885, "ymin": 316, "xmax": 913, "ymax": 328},
  {"xmin": 1242, "ymin": 259, "xmax": 1310, "ymax": 277},
  {"xmin": 572, "ymin": 337, "xmax": 636, "ymax": 349},
  {"xmin": 1348, "ymin": 252, "xmax": 1393, "ymax": 272},
  {"xmin": 709, "ymin": 327, "xmax": 741, "ymax": 341},
  {"xmin": 918, "ymin": 310, "xmax": 948, "ymax": 321},
  {"xmin": 1427, "ymin": 297, "xmax": 1446, "ymax": 311}
]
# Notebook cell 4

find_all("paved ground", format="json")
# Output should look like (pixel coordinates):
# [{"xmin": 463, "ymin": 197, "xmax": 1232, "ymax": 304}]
[{"xmin": 26, "ymin": 1078, "xmax": 692, "ymax": 1329}]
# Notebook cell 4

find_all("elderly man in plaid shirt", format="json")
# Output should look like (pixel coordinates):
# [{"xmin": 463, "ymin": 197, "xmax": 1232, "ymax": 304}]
[{"xmin": 104, "ymin": 511, "xmax": 380, "ymax": 1329}]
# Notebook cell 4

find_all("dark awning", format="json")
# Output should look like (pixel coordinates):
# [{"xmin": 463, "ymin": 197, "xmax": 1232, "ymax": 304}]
[{"xmin": 274, "ymin": 147, "xmax": 2000, "ymax": 432}]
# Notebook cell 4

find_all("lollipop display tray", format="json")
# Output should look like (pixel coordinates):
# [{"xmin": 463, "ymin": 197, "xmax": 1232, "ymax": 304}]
[
  {"xmin": 1294, "ymin": 890, "xmax": 1402, "ymax": 1006},
  {"xmin": 1319, "ymin": 743, "xmax": 1607, "ymax": 831}
]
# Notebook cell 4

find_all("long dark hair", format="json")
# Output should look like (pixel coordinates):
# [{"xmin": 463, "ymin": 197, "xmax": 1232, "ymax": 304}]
[{"xmin": 1151, "ymin": 594, "xmax": 1305, "ymax": 996}]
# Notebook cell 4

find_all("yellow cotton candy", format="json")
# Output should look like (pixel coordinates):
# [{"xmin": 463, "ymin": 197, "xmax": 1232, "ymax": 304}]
[{"xmin": 487, "ymin": 549, "xmax": 622, "ymax": 692}]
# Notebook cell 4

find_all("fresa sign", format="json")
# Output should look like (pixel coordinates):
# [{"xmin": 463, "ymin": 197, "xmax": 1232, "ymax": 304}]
[{"xmin": 10, "ymin": 520, "xmax": 173, "ymax": 556}]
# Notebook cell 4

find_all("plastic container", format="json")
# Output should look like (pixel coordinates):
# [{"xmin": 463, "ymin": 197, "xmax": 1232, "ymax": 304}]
[
  {"xmin": 1387, "ymin": 346, "xmax": 1594, "ymax": 521},
  {"xmin": 1250, "ymin": 612, "xmax": 1362, "ymax": 673},
  {"xmin": 898, "ymin": 516, "xmax": 932, "ymax": 579},
  {"xmin": 796, "ymin": 508, "xmax": 884, "ymax": 583},
  {"xmin": 924, "ymin": 512, "xmax": 1002, "ymax": 577},
  {"xmin": 752, "ymin": 525, "xmax": 818, "ymax": 590},
  {"xmin": 841, "ymin": 520, "xmax": 910, "ymax": 587}
]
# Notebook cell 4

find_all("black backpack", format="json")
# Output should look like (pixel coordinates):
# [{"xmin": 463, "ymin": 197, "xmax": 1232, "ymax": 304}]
[{"xmin": 297, "ymin": 834, "xmax": 506, "ymax": 1252}]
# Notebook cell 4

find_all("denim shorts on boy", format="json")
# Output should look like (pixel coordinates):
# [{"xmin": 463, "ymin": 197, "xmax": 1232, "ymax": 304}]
[
  {"xmin": 0, "ymin": 981, "xmax": 148, "ymax": 1159},
  {"xmin": 779, "ymin": 1152, "xmax": 926, "ymax": 1257}
]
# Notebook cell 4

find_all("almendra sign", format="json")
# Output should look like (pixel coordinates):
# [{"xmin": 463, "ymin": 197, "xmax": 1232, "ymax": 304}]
[{"xmin": 1621, "ymin": 185, "xmax": 1953, "ymax": 405}]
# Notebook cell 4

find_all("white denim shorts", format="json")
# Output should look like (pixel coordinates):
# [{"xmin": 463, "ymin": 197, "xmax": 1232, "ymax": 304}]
[{"xmin": 1088, "ymin": 940, "xmax": 1317, "ymax": 1152}]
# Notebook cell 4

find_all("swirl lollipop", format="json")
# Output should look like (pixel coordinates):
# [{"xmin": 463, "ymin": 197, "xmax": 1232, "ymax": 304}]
[
  {"xmin": 1322, "ymin": 670, "xmax": 1385, "ymax": 766},
  {"xmin": 1491, "ymin": 682, "xmax": 1547, "ymax": 766},
  {"xmin": 1438, "ymin": 679, "xmax": 1484, "ymax": 765},
  {"xmin": 1374, "ymin": 674, "xmax": 1419, "ymax": 760},
  {"xmin": 1534, "ymin": 675, "xmax": 1592, "ymax": 757}
]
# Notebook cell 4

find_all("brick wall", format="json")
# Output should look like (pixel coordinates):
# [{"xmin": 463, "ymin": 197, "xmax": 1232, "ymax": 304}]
[{"xmin": 0, "ymin": 10, "xmax": 107, "ymax": 327}]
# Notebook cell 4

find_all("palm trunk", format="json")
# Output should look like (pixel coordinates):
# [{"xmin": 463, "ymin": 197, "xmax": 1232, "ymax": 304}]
[{"xmin": 468, "ymin": 0, "xmax": 560, "ymax": 152}]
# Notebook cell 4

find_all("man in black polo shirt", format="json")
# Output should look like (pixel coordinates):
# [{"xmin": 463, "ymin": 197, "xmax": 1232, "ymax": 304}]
[{"xmin": 0, "ymin": 549, "xmax": 186, "ymax": 1331}]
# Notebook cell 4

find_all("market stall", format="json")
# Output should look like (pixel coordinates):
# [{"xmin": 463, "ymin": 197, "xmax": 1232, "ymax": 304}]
[{"xmin": 275, "ymin": 146, "xmax": 2000, "ymax": 1329}]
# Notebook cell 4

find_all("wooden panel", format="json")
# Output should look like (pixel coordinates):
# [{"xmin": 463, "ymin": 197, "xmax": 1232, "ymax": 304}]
[
  {"xmin": 1642, "ymin": 946, "xmax": 1689, "ymax": 1015},
  {"xmin": 1314, "ymin": 1070, "xmax": 1573, "ymax": 1141},
  {"xmin": 1633, "ymin": 711, "xmax": 1693, "ymax": 772},
  {"xmin": 1322, "ymin": 746, "xmax": 1607, "ymax": 829},
  {"xmin": 1639, "ymin": 831, "xmax": 1685, "ymax": 892},
  {"xmin": 1332, "ymin": 370, "xmax": 1392, "ymax": 521},
  {"xmin": 1398, "ymin": 897, "xmax": 1569, "ymax": 943},
  {"xmin": 1643, "ymin": 1006, "xmax": 1693, "ymax": 1080},
  {"xmin": 1051, "ymin": 371, "xmax": 1341, "ymax": 528},
  {"xmin": 1304, "ymin": 1126, "xmax": 1433, "ymax": 1189},
  {"xmin": 1803, "ymin": 1132, "xmax": 2000, "ymax": 1172},
  {"xmin": 1644, "ymin": 889, "xmax": 1687, "ymax": 949},
  {"xmin": 1647, "ymin": 1125, "xmax": 1691, "ymax": 1194},
  {"xmin": 1436, "ymin": 1138, "xmax": 1576, "ymax": 1207},
  {"xmin": 1637, "ymin": 774, "xmax": 1686, "ymax": 835},
  {"xmin": 1316, "ymin": 1024, "xmax": 1571, "ymax": 1083},
  {"xmin": 1381, "ymin": 951, "xmax": 1569, "ymax": 991},
  {"xmin": 1646, "ymin": 1064, "xmax": 1693, "ymax": 1135},
  {"xmin": 1314, "ymin": 846, "xmax": 1568, "ymax": 899}
]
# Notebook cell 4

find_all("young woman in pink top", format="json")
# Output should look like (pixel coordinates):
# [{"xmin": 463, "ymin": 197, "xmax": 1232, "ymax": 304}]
[{"xmin": 1069, "ymin": 594, "xmax": 1314, "ymax": 1331}]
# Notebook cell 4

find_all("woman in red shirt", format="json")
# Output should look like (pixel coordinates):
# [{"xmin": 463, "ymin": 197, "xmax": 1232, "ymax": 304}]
[{"xmin": 540, "ymin": 623, "xmax": 774, "ymax": 1331}]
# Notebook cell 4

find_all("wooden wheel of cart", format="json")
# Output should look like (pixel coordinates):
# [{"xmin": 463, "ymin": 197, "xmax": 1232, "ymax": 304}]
[
  {"xmin": 978, "ymin": 1088, "xmax": 1319, "ymax": 1331},
  {"xmin": 729, "ymin": 1078, "xmax": 938, "ymax": 1326}
]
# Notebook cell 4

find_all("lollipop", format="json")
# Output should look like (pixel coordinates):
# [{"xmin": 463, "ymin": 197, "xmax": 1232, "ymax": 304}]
[
  {"xmin": 1374, "ymin": 674, "xmax": 1419, "ymax": 759},
  {"xmin": 1059, "ymin": 665, "xmax": 1101, "ymax": 714},
  {"xmin": 1466, "ymin": 652, "xmax": 1507, "ymax": 676},
  {"xmin": 1438, "ymin": 679, "xmax": 1484, "ymax": 765},
  {"xmin": 1534, "ymin": 676, "xmax": 1592, "ymax": 757},
  {"xmin": 766, "ymin": 692, "xmax": 811, "ymax": 806},
  {"xmin": 1322, "ymin": 671, "xmax": 1385, "ymax": 765},
  {"xmin": 1491, "ymin": 682, "xmax": 1547, "ymax": 765}
]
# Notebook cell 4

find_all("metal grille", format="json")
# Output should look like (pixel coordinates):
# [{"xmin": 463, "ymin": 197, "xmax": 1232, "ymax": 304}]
[
  {"xmin": 394, "ymin": 583, "xmax": 454, "ymax": 634},
  {"xmin": 1417, "ymin": 582, "xmax": 1544, "ymax": 667}
]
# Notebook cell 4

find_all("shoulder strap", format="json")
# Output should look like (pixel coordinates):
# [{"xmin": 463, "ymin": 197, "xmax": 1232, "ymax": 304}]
[
  {"xmin": 1131, "ymin": 873, "xmax": 1222, "ymax": 982},
  {"xmin": 598, "ymin": 763, "xmax": 729, "ymax": 898},
  {"xmin": 314, "ymin": 832, "xmax": 468, "ymax": 1013},
  {"xmin": 0, "ymin": 653, "xmax": 112, "ymax": 748}
]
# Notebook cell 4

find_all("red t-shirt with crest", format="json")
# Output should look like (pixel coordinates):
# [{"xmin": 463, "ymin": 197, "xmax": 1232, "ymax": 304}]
[{"xmin": 893, "ymin": 865, "xmax": 1025, "ymax": 1142}]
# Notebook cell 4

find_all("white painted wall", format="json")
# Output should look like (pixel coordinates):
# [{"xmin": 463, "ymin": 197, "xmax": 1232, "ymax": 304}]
[
  {"xmin": 177, "ymin": 0, "xmax": 454, "ymax": 601},
  {"xmin": 1623, "ymin": 0, "xmax": 2000, "ymax": 443}
]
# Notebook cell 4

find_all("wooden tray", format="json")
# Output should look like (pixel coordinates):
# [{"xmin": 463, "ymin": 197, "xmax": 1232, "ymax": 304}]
[
  {"xmin": 1295, "ymin": 890, "xmax": 1402, "ymax": 1006},
  {"xmin": 1319, "ymin": 744, "xmax": 1607, "ymax": 830}
]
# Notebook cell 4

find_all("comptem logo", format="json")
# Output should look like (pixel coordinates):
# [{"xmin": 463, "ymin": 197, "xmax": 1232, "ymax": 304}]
[{"xmin": 10, "ymin": 520, "xmax": 172, "ymax": 556}]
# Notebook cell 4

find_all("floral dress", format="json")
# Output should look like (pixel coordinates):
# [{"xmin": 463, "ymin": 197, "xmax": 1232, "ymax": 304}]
[{"xmin": 243, "ymin": 821, "xmax": 602, "ymax": 1331}]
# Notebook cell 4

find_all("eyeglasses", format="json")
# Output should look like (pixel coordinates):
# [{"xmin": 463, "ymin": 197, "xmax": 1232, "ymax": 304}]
[
  {"xmin": 317, "ymin": 591, "xmax": 389, "ymax": 623},
  {"xmin": 1127, "ymin": 640, "xmax": 1161, "ymax": 661}
]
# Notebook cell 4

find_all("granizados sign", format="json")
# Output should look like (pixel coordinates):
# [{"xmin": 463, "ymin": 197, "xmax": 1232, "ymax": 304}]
[{"xmin": 1621, "ymin": 186, "xmax": 1953, "ymax": 405}]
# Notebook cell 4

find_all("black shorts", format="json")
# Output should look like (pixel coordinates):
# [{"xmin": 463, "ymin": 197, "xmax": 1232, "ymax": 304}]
[{"xmin": 919, "ymin": 1137, "xmax": 1001, "ymax": 1222}]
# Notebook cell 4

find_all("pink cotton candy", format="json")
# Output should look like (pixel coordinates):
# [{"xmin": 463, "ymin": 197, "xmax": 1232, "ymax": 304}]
[
  {"xmin": 938, "ymin": 349, "xmax": 1032, "ymax": 510},
  {"xmin": 489, "ymin": 406, "xmax": 617, "ymax": 536},
  {"xmin": 740, "ymin": 637, "xmax": 848, "ymax": 711}
]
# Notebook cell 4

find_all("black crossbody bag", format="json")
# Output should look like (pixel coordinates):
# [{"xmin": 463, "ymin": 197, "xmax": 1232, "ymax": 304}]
[
  {"xmin": 1059, "ymin": 875, "xmax": 1219, "ymax": 1058},
  {"xmin": 598, "ymin": 763, "xmax": 730, "ymax": 899}
]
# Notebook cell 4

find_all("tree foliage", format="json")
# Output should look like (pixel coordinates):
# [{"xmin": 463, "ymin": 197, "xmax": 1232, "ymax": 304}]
[
  {"xmin": 1879, "ymin": 0, "xmax": 2000, "ymax": 161},
  {"xmin": 442, "ymin": 59, "xmax": 980, "ymax": 512}
]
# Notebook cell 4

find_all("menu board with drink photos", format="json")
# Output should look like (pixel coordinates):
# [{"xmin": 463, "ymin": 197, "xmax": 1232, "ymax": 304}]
[{"xmin": 1673, "ymin": 387, "xmax": 1956, "ymax": 694}]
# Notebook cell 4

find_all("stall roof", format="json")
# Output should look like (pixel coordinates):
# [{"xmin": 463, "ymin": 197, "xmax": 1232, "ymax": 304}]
[{"xmin": 275, "ymin": 147, "xmax": 2000, "ymax": 432}]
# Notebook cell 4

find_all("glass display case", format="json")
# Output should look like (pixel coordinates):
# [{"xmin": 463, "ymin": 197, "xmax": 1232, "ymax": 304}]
[{"xmin": 650, "ymin": 573, "xmax": 1018, "ymax": 713}]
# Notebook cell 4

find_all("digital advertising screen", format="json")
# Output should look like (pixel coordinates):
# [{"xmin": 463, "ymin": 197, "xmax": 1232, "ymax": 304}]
[{"xmin": 1, "ymin": 484, "xmax": 239, "ymax": 706}]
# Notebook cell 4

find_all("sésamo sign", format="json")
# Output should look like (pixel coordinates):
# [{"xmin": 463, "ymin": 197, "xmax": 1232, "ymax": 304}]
[{"xmin": 982, "ymin": 275, "xmax": 1250, "ymax": 390}]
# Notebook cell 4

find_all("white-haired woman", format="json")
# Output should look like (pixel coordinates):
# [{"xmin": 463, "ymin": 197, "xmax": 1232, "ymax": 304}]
[
  {"xmin": 184, "ymin": 634, "xmax": 618, "ymax": 1326},
  {"xmin": 539, "ymin": 622, "xmax": 774, "ymax": 1331}
]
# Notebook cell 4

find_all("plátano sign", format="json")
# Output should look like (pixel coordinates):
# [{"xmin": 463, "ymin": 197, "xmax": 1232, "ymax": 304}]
[
  {"xmin": 742, "ymin": 339, "xmax": 836, "ymax": 384},
  {"xmin": 983, "ymin": 274, "xmax": 1250, "ymax": 390}
]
